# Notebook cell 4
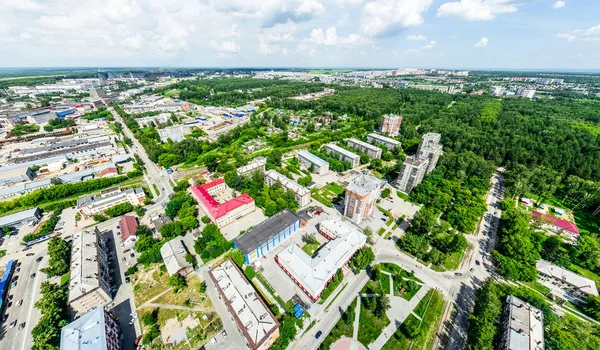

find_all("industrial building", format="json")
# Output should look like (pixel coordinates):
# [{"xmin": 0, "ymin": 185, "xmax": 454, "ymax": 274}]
[
  {"xmin": 536, "ymin": 259, "xmax": 599, "ymax": 303},
  {"xmin": 344, "ymin": 173, "xmax": 383, "ymax": 224},
  {"xmin": 264, "ymin": 170, "xmax": 311, "ymax": 208},
  {"xmin": 325, "ymin": 143, "xmax": 360, "ymax": 168},
  {"xmin": 0, "ymin": 166, "xmax": 35, "ymax": 187},
  {"xmin": 236, "ymin": 156, "xmax": 267, "ymax": 177},
  {"xmin": 276, "ymin": 219, "xmax": 366, "ymax": 302},
  {"xmin": 297, "ymin": 150, "xmax": 329, "ymax": 175},
  {"xmin": 347, "ymin": 138, "xmax": 382, "ymax": 159},
  {"xmin": 136, "ymin": 113, "xmax": 171, "ymax": 127},
  {"xmin": 77, "ymin": 187, "xmax": 146, "ymax": 217},
  {"xmin": 191, "ymin": 179, "xmax": 255, "ymax": 228},
  {"xmin": 396, "ymin": 156, "xmax": 429, "ymax": 194},
  {"xmin": 417, "ymin": 133, "xmax": 443, "ymax": 173},
  {"xmin": 381, "ymin": 114, "xmax": 402, "ymax": 136},
  {"xmin": 366, "ymin": 133, "xmax": 401, "ymax": 151},
  {"xmin": 60, "ymin": 307, "xmax": 120, "ymax": 350},
  {"xmin": 68, "ymin": 228, "xmax": 113, "ymax": 317},
  {"xmin": 161, "ymin": 237, "xmax": 194, "ymax": 276},
  {"xmin": 157, "ymin": 124, "xmax": 194, "ymax": 142},
  {"xmin": 499, "ymin": 295, "xmax": 544, "ymax": 350},
  {"xmin": 209, "ymin": 259, "xmax": 280, "ymax": 350},
  {"xmin": 0, "ymin": 207, "xmax": 42, "ymax": 229},
  {"xmin": 233, "ymin": 209, "xmax": 302, "ymax": 264}
]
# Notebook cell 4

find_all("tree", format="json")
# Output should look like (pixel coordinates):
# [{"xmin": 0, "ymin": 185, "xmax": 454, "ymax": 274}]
[
  {"xmin": 375, "ymin": 294, "xmax": 391, "ymax": 318},
  {"xmin": 302, "ymin": 233, "xmax": 318, "ymax": 245},
  {"xmin": 185, "ymin": 253, "xmax": 197, "ymax": 268},
  {"xmin": 381, "ymin": 188, "xmax": 391, "ymax": 198},
  {"xmin": 135, "ymin": 224, "xmax": 152, "ymax": 237},
  {"xmin": 349, "ymin": 247, "xmax": 375, "ymax": 273},
  {"xmin": 267, "ymin": 149, "xmax": 282, "ymax": 168},
  {"xmin": 159, "ymin": 221, "xmax": 183, "ymax": 239},
  {"xmin": 41, "ymin": 237, "xmax": 71, "ymax": 277},
  {"xmin": 584, "ymin": 295, "xmax": 600, "ymax": 321},
  {"xmin": 141, "ymin": 308, "xmax": 158, "ymax": 326},
  {"xmin": 181, "ymin": 216, "xmax": 199, "ymax": 231},
  {"xmin": 134, "ymin": 205, "xmax": 145, "ymax": 217},
  {"xmin": 167, "ymin": 274, "xmax": 187, "ymax": 293},
  {"xmin": 201, "ymin": 215, "xmax": 211, "ymax": 224},
  {"xmin": 50, "ymin": 177, "xmax": 63, "ymax": 185}
]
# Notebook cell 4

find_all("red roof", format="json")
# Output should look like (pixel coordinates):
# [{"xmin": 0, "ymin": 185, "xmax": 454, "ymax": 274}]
[
  {"xmin": 99, "ymin": 167, "xmax": 118, "ymax": 177},
  {"xmin": 119, "ymin": 216, "xmax": 138, "ymax": 241},
  {"xmin": 191, "ymin": 180, "xmax": 254, "ymax": 220},
  {"xmin": 532, "ymin": 211, "xmax": 579, "ymax": 235}
]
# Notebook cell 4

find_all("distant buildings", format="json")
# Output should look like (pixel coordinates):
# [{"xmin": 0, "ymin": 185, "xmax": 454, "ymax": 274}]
[
  {"xmin": 157, "ymin": 124, "xmax": 194, "ymax": 142},
  {"xmin": 119, "ymin": 216, "xmax": 138, "ymax": 245},
  {"xmin": 76, "ymin": 187, "xmax": 146, "ymax": 217},
  {"xmin": 0, "ymin": 166, "xmax": 35, "ymax": 187},
  {"xmin": 499, "ymin": 295, "xmax": 544, "ymax": 350},
  {"xmin": 536, "ymin": 259, "xmax": 599, "ymax": 303},
  {"xmin": 344, "ymin": 173, "xmax": 383, "ymax": 224},
  {"xmin": 264, "ymin": 170, "xmax": 311, "ymax": 208},
  {"xmin": 490, "ymin": 86, "xmax": 506, "ymax": 96},
  {"xmin": 209, "ymin": 259, "xmax": 280, "ymax": 350},
  {"xmin": 381, "ymin": 114, "xmax": 402, "ymax": 136},
  {"xmin": 233, "ymin": 209, "xmax": 302, "ymax": 264},
  {"xmin": 236, "ymin": 156, "xmax": 267, "ymax": 177},
  {"xmin": 297, "ymin": 150, "xmax": 329, "ymax": 175},
  {"xmin": 417, "ymin": 132, "xmax": 443, "ymax": 173},
  {"xmin": 396, "ymin": 156, "xmax": 429, "ymax": 194},
  {"xmin": 347, "ymin": 138, "xmax": 382, "ymax": 159},
  {"xmin": 0, "ymin": 207, "xmax": 41, "ymax": 229},
  {"xmin": 276, "ymin": 219, "xmax": 366, "ymax": 301},
  {"xmin": 68, "ymin": 228, "xmax": 113, "ymax": 317},
  {"xmin": 160, "ymin": 237, "xmax": 194, "ymax": 276},
  {"xmin": 191, "ymin": 179, "xmax": 255, "ymax": 228},
  {"xmin": 325, "ymin": 143, "xmax": 360, "ymax": 168},
  {"xmin": 367, "ymin": 133, "xmax": 401, "ymax": 150},
  {"xmin": 60, "ymin": 307, "xmax": 120, "ymax": 350}
]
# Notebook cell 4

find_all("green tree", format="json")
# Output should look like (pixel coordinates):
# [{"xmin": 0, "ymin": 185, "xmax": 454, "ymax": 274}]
[
  {"xmin": 349, "ymin": 247, "xmax": 375, "ymax": 273},
  {"xmin": 167, "ymin": 274, "xmax": 187, "ymax": 293}
]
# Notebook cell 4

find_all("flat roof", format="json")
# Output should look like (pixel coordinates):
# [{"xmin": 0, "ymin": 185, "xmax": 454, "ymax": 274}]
[
  {"xmin": 504, "ymin": 295, "xmax": 544, "ymax": 350},
  {"xmin": 265, "ymin": 170, "xmax": 310, "ymax": 196},
  {"xmin": 346, "ymin": 173, "xmax": 383, "ymax": 197},
  {"xmin": 297, "ymin": 150, "xmax": 329, "ymax": 167},
  {"xmin": 60, "ymin": 308, "xmax": 109, "ymax": 350},
  {"xmin": 209, "ymin": 259, "xmax": 279, "ymax": 349},
  {"xmin": 367, "ymin": 133, "xmax": 401, "ymax": 146},
  {"xmin": 0, "ymin": 207, "xmax": 40, "ymax": 227},
  {"xmin": 68, "ymin": 228, "xmax": 106, "ymax": 303},
  {"xmin": 277, "ymin": 220, "xmax": 366, "ymax": 299},
  {"xmin": 536, "ymin": 259, "xmax": 598, "ymax": 296},
  {"xmin": 325, "ymin": 143, "xmax": 360, "ymax": 160},
  {"xmin": 403, "ymin": 155, "xmax": 428, "ymax": 167},
  {"xmin": 347, "ymin": 138, "xmax": 381, "ymax": 152},
  {"xmin": 233, "ymin": 209, "xmax": 300, "ymax": 255}
]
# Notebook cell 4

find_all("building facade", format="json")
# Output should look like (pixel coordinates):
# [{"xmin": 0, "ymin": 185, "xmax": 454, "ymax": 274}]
[
  {"xmin": 396, "ymin": 156, "xmax": 429, "ymax": 194},
  {"xmin": 344, "ymin": 173, "xmax": 383, "ymax": 224},
  {"xmin": 60, "ymin": 307, "xmax": 120, "ymax": 350},
  {"xmin": 347, "ymin": 138, "xmax": 382, "ymax": 159},
  {"xmin": 233, "ymin": 209, "xmax": 302, "ymax": 264},
  {"xmin": 297, "ymin": 150, "xmax": 329, "ymax": 175},
  {"xmin": 417, "ymin": 132, "xmax": 443, "ymax": 173},
  {"xmin": 325, "ymin": 143, "xmax": 360, "ymax": 168},
  {"xmin": 264, "ymin": 170, "xmax": 311, "ymax": 208},
  {"xmin": 381, "ymin": 114, "xmax": 402, "ymax": 136},
  {"xmin": 191, "ymin": 179, "xmax": 255, "ymax": 228},
  {"xmin": 366, "ymin": 133, "xmax": 401, "ymax": 151},
  {"xmin": 236, "ymin": 156, "xmax": 267, "ymax": 176}
]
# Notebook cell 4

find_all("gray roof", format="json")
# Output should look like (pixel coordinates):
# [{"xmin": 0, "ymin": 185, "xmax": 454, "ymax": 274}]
[
  {"xmin": 0, "ymin": 207, "xmax": 40, "ymax": 227},
  {"xmin": 346, "ymin": 173, "xmax": 383, "ymax": 196},
  {"xmin": 233, "ymin": 209, "xmax": 301, "ymax": 255},
  {"xmin": 60, "ymin": 308, "xmax": 108, "ymax": 350},
  {"xmin": 160, "ymin": 238, "xmax": 192, "ymax": 275},
  {"xmin": 298, "ymin": 150, "xmax": 329, "ymax": 167}
]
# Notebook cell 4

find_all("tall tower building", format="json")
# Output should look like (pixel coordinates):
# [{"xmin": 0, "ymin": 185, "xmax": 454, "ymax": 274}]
[
  {"xmin": 381, "ymin": 114, "xmax": 402, "ymax": 136},
  {"xmin": 344, "ymin": 173, "xmax": 383, "ymax": 224},
  {"xmin": 396, "ymin": 156, "xmax": 429, "ymax": 193},
  {"xmin": 417, "ymin": 133, "xmax": 443, "ymax": 173}
]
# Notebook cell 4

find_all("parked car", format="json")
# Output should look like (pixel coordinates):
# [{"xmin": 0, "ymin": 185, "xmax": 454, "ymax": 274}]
[
  {"xmin": 130, "ymin": 253, "xmax": 135, "ymax": 258},
  {"xmin": 2, "ymin": 314, "xmax": 8, "ymax": 322},
  {"xmin": 315, "ymin": 331, "xmax": 323, "ymax": 339},
  {"xmin": 9, "ymin": 320, "xmax": 17, "ymax": 328},
  {"xmin": 16, "ymin": 300, "xmax": 23, "ymax": 307},
  {"xmin": 454, "ymin": 272, "xmax": 462, "ymax": 276},
  {"xmin": 221, "ymin": 330, "xmax": 227, "ymax": 338},
  {"xmin": 18, "ymin": 322, "xmax": 25, "ymax": 330},
  {"xmin": 475, "ymin": 260, "xmax": 481, "ymax": 265},
  {"xmin": 30, "ymin": 273, "xmax": 36, "ymax": 279},
  {"xmin": 10, "ymin": 281, "xmax": 17, "ymax": 288},
  {"xmin": 134, "ymin": 335, "xmax": 142, "ymax": 346},
  {"xmin": 36, "ymin": 257, "xmax": 43, "ymax": 262},
  {"xmin": 211, "ymin": 337, "xmax": 217, "ymax": 344},
  {"xmin": 26, "ymin": 253, "xmax": 34, "ymax": 257},
  {"xmin": 125, "ymin": 277, "xmax": 130, "ymax": 284}
]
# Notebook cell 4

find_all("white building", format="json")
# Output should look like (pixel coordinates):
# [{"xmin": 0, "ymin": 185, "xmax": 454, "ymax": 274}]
[
  {"xmin": 276, "ymin": 219, "xmax": 366, "ymax": 302},
  {"xmin": 60, "ymin": 308, "xmax": 120, "ymax": 350},
  {"xmin": 347, "ymin": 138, "xmax": 382, "ymax": 159},
  {"xmin": 160, "ymin": 237, "xmax": 194, "ymax": 276},
  {"xmin": 157, "ymin": 124, "xmax": 194, "ymax": 142},
  {"xmin": 500, "ymin": 295, "xmax": 544, "ymax": 350},
  {"xmin": 396, "ymin": 156, "xmax": 429, "ymax": 194},
  {"xmin": 136, "ymin": 113, "xmax": 171, "ymax": 127},
  {"xmin": 325, "ymin": 143, "xmax": 360, "ymax": 168},
  {"xmin": 236, "ymin": 156, "xmax": 267, "ymax": 176},
  {"xmin": 366, "ymin": 133, "xmax": 401, "ymax": 150},
  {"xmin": 265, "ymin": 170, "xmax": 311, "ymax": 207},
  {"xmin": 76, "ymin": 187, "xmax": 146, "ymax": 217},
  {"xmin": 536, "ymin": 259, "xmax": 599, "ymax": 303},
  {"xmin": 344, "ymin": 173, "xmax": 383, "ymax": 224},
  {"xmin": 297, "ymin": 150, "xmax": 329, "ymax": 175},
  {"xmin": 490, "ymin": 86, "xmax": 506, "ymax": 96},
  {"xmin": 417, "ymin": 133, "xmax": 443, "ymax": 174}
]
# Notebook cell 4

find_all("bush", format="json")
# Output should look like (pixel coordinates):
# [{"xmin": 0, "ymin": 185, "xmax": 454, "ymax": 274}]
[
  {"xmin": 141, "ymin": 309, "xmax": 158, "ymax": 326},
  {"xmin": 244, "ymin": 266, "xmax": 257, "ymax": 280},
  {"xmin": 104, "ymin": 202, "xmax": 134, "ymax": 217}
]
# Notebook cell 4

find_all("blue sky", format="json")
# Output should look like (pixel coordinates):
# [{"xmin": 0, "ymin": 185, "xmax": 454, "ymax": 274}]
[{"xmin": 0, "ymin": 0, "xmax": 599, "ymax": 69}]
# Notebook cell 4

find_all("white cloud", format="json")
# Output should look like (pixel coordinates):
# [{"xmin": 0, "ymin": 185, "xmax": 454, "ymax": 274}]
[
  {"xmin": 257, "ymin": 21, "xmax": 297, "ymax": 55},
  {"xmin": 360, "ymin": 0, "xmax": 433, "ymax": 38},
  {"xmin": 3, "ymin": 0, "xmax": 44, "ymax": 12},
  {"xmin": 557, "ymin": 24, "xmax": 600, "ymax": 42},
  {"xmin": 437, "ymin": 0, "xmax": 517, "ymax": 21},
  {"xmin": 123, "ymin": 33, "xmax": 142, "ymax": 50},
  {"xmin": 474, "ymin": 36, "xmax": 489, "ymax": 47},
  {"xmin": 210, "ymin": 0, "xmax": 325, "ymax": 27},
  {"xmin": 407, "ymin": 34, "xmax": 426, "ymax": 41},
  {"xmin": 422, "ymin": 40, "xmax": 436, "ymax": 49},
  {"xmin": 309, "ymin": 27, "xmax": 369, "ymax": 46},
  {"xmin": 210, "ymin": 39, "xmax": 241, "ymax": 53},
  {"xmin": 553, "ymin": 1, "xmax": 566, "ymax": 9}
]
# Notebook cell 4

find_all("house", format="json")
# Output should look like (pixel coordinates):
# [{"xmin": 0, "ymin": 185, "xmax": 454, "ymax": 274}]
[
  {"xmin": 119, "ymin": 216, "xmax": 138, "ymax": 245},
  {"xmin": 160, "ymin": 238, "xmax": 193, "ymax": 276},
  {"xmin": 532, "ymin": 211, "xmax": 579, "ymax": 242}
]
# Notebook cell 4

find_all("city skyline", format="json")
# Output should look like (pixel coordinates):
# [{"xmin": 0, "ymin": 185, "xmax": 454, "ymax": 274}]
[{"xmin": 1, "ymin": 0, "xmax": 599, "ymax": 69}]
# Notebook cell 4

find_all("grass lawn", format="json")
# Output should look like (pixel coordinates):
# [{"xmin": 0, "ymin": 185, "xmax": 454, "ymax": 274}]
[
  {"xmin": 431, "ymin": 250, "xmax": 465, "ymax": 272},
  {"xmin": 60, "ymin": 272, "xmax": 70, "ymax": 287},
  {"xmin": 393, "ymin": 276, "xmax": 422, "ymax": 301},
  {"xmin": 153, "ymin": 275, "xmax": 212, "ymax": 309},
  {"xmin": 131, "ymin": 264, "xmax": 170, "ymax": 305},
  {"xmin": 302, "ymin": 242, "xmax": 321, "ymax": 256},
  {"xmin": 377, "ymin": 227, "xmax": 386, "ymax": 236},
  {"xmin": 311, "ymin": 182, "xmax": 345, "ymax": 207},
  {"xmin": 358, "ymin": 299, "xmax": 390, "ymax": 346},
  {"xmin": 382, "ymin": 289, "xmax": 445, "ymax": 350},
  {"xmin": 379, "ymin": 263, "xmax": 423, "ymax": 283},
  {"xmin": 569, "ymin": 264, "xmax": 600, "ymax": 290},
  {"xmin": 379, "ymin": 273, "xmax": 391, "ymax": 295},
  {"xmin": 521, "ymin": 281, "xmax": 551, "ymax": 295},
  {"xmin": 319, "ymin": 298, "xmax": 357, "ymax": 350},
  {"xmin": 384, "ymin": 231, "xmax": 394, "ymax": 239}
]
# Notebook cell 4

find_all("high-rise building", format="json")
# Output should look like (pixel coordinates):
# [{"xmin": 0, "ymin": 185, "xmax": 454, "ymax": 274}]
[
  {"xmin": 344, "ymin": 173, "xmax": 383, "ymax": 224},
  {"xmin": 499, "ymin": 295, "xmax": 544, "ymax": 350},
  {"xmin": 381, "ymin": 114, "xmax": 402, "ymax": 136},
  {"xmin": 396, "ymin": 156, "xmax": 429, "ymax": 194},
  {"xmin": 60, "ymin": 307, "xmax": 120, "ymax": 350},
  {"xmin": 417, "ymin": 133, "xmax": 443, "ymax": 173}
]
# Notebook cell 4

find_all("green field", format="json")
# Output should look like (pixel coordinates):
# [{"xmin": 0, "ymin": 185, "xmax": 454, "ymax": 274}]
[
  {"xmin": 358, "ymin": 299, "xmax": 390, "ymax": 346},
  {"xmin": 311, "ymin": 182, "xmax": 345, "ymax": 207},
  {"xmin": 302, "ymin": 242, "xmax": 320, "ymax": 256}
]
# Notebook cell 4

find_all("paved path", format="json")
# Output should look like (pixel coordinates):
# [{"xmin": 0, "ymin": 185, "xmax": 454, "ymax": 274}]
[
  {"xmin": 352, "ymin": 297, "xmax": 361, "ymax": 340},
  {"xmin": 142, "ymin": 303, "xmax": 216, "ymax": 313}
]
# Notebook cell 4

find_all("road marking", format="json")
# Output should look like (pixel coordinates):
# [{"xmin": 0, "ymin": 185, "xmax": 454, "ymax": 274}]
[{"xmin": 19, "ymin": 260, "xmax": 43, "ymax": 350}]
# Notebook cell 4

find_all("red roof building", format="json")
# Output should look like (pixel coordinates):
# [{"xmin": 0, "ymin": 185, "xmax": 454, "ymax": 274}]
[
  {"xmin": 99, "ymin": 167, "xmax": 118, "ymax": 178},
  {"xmin": 119, "ymin": 216, "xmax": 138, "ymax": 243},
  {"xmin": 532, "ymin": 211, "xmax": 579, "ymax": 236},
  {"xmin": 191, "ymin": 179, "xmax": 255, "ymax": 228}
]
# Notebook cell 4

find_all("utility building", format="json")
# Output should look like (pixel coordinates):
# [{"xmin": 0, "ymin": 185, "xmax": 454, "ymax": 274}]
[{"xmin": 344, "ymin": 173, "xmax": 383, "ymax": 224}]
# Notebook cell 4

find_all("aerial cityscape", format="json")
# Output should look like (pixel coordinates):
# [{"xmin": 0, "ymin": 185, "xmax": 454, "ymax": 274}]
[{"xmin": 0, "ymin": 1, "xmax": 600, "ymax": 350}]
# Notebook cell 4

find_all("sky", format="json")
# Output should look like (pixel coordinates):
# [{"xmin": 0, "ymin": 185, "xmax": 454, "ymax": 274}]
[{"xmin": 0, "ymin": 0, "xmax": 599, "ymax": 70}]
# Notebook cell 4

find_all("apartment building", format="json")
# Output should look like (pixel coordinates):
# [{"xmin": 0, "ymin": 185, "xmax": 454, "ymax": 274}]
[
  {"xmin": 68, "ymin": 228, "xmax": 113, "ymax": 317},
  {"xmin": 297, "ymin": 150, "xmax": 329, "ymax": 175},
  {"xmin": 366, "ymin": 133, "xmax": 402, "ymax": 150},
  {"xmin": 344, "ymin": 173, "xmax": 383, "ymax": 224},
  {"xmin": 499, "ymin": 295, "xmax": 544, "ymax": 350},
  {"xmin": 191, "ymin": 179, "xmax": 255, "ymax": 228},
  {"xmin": 417, "ymin": 133, "xmax": 443, "ymax": 174},
  {"xmin": 76, "ymin": 187, "xmax": 146, "ymax": 217},
  {"xmin": 236, "ymin": 156, "xmax": 267, "ymax": 177},
  {"xmin": 60, "ymin": 307, "xmax": 120, "ymax": 350},
  {"xmin": 265, "ymin": 170, "xmax": 311, "ymax": 208},
  {"xmin": 396, "ymin": 156, "xmax": 429, "ymax": 194},
  {"xmin": 381, "ymin": 114, "xmax": 402, "ymax": 136},
  {"xmin": 347, "ymin": 138, "xmax": 382, "ymax": 159},
  {"xmin": 536, "ymin": 259, "xmax": 599, "ymax": 303},
  {"xmin": 325, "ymin": 143, "xmax": 360, "ymax": 168}
]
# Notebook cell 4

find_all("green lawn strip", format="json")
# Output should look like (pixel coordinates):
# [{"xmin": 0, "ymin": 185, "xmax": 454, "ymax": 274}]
[
  {"xmin": 60, "ymin": 272, "xmax": 71, "ymax": 287},
  {"xmin": 521, "ymin": 281, "xmax": 551, "ymax": 295},
  {"xmin": 302, "ymin": 242, "xmax": 320, "ymax": 256},
  {"xmin": 320, "ymin": 269, "xmax": 344, "ymax": 302},
  {"xmin": 440, "ymin": 250, "xmax": 464, "ymax": 271},
  {"xmin": 318, "ymin": 298, "xmax": 357, "ymax": 350},
  {"xmin": 384, "ymin": 231, "xmax": 394, "ymax": 239},
  {"xmin": 377, "ymin": 206, "xmax": 395, "ymax": 226},
  {"xmin": 357, "ymin": 299, "xmax": 390, "ymax": 346},
  {"xmin": 377, "ymin": 227, "xmax": 386, "ymax": 236},
  {"xmin": 153, "ymin": 184, "xmax": 160, "ymax": 196},
  {"xmin": 255, "ymin": 271, "xmax": 286, "ymax": 309},
  {"xmin": 325, "ymin": 284, "xmax": 348, "ymax": 311},
  {"xmin": 325, "ymin": 182, "xmax": 345, "ymax": 195},
  {"xmin": 379, "ymin": 273, "xmax": 391, "ymax": 294}
]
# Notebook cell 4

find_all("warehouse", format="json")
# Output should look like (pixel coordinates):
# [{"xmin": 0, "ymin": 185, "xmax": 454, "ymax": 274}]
[
  {"xmin": 0, "ymin": 207, "xmax": 42, "ymax": 229},
  {"xmin": 233, "ymin": 209, "xmax": 302, "ymax": 264}
]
